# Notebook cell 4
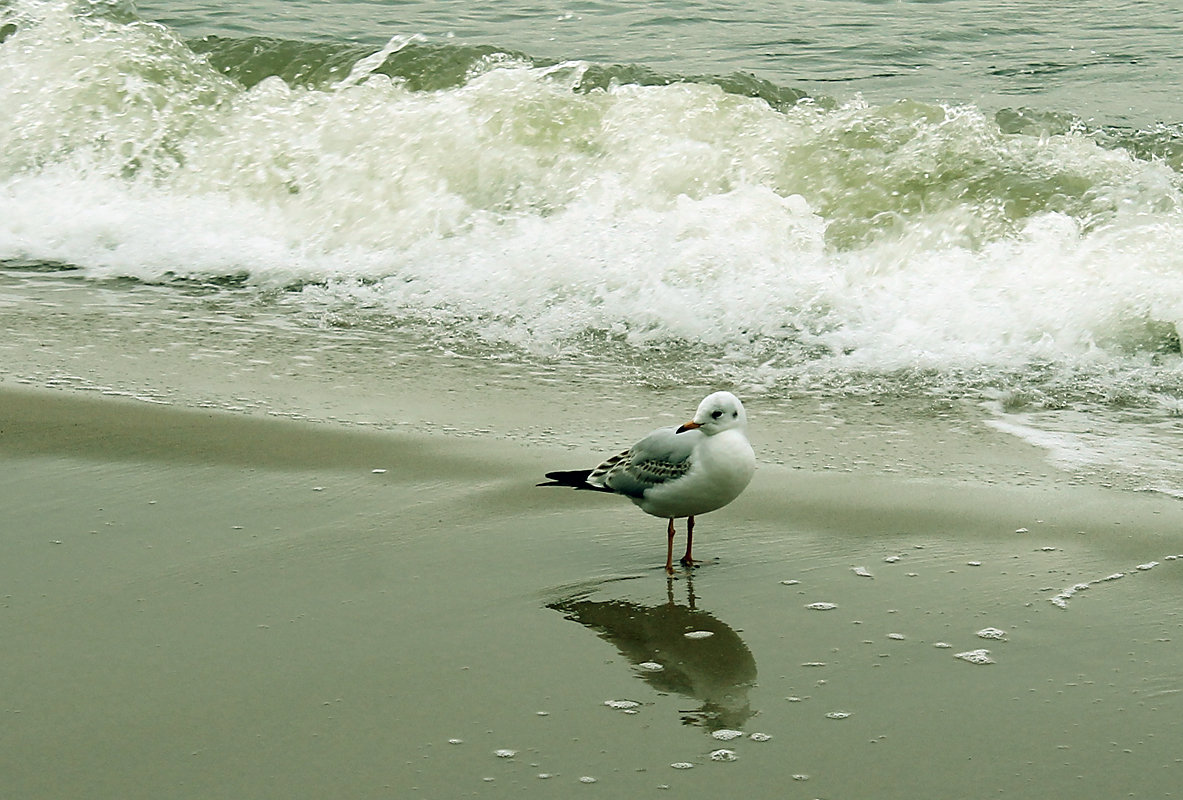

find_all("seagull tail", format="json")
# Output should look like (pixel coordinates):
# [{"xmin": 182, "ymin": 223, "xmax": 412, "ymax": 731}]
[{"xmin": 537, "ymin": 469, "xmax": 613, "ymax": 492}]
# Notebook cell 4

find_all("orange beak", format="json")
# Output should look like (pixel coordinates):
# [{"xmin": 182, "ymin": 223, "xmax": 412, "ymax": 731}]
[{"xmin": 675, "ymin": 420, "xmax": 701, "ymax": 434}]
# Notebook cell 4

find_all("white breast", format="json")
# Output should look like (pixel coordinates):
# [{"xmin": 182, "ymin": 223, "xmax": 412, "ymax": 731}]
[{"xmin": 634, "ymin": 429, "xmax": 755, "ymax": 519}]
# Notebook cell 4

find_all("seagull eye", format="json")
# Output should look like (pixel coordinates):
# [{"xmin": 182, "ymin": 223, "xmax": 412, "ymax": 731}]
[{"xmin": 711, "ymin": 410, "xmax": 723, "ymax": 419}]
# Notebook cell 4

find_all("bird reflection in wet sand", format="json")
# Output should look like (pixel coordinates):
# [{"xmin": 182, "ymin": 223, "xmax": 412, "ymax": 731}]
[{"xmin": 547, "ymin": 576, "xmax": 757, "ymax": 730}]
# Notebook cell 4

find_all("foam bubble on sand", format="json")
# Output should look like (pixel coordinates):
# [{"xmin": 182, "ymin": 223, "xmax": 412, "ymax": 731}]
[
  {"xmin": 976, "ymin": 627, "xmax": 1008, "ymax": 640},
  {"xmin": 710, "ymin": 729, "xmax": 744, "ymax": 741},
  {"xmin": 494, "ymin": 749, "xmax": 517, "ymax": 758},
  {"xmin": 709, "ymin": 749, "xmax": 738, "ymax": 762},
  {"xmin": 670, "ymin": 762, "xmax": 695, "ymax": 770},
  {"xmin": 852, "ymin": 566, "xmax": 874, "ymax": 578},
  {"xmin": 683, "ymin": 630, "xmax": 715, "ymax": 639},
  {"xmin": 806, "ymin": 602, "xmax": 838, "ymax": 610},
  {"xmin": 954, "ymin": 649, "xmax": 995, "ymax": 665},
  {"xmin": 638, "ymin": 661, "xmax": 664, "ymax": 671},
  {"xmin": 825, "ymin": 711, "xmax": 851, "ymax": 720},
  {"xmin": 604, "ymin": 699, "xmax": 640, "ymax": 711},
  {"xmin": 749, "ymin": 732, "xmax": 773, "ymax": 742},
  {"xmin": 1052, "ymin": 553, "xmax": 1181, "ymax": 608},
  {"xmin": 1051, "ymin": 582, "xmax": 1092, "ymax": 608}
]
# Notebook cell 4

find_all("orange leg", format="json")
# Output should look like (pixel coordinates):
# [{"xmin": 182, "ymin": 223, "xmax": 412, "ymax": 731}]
[
  {"xmin": 665, "ymin": 518, "xmax": 676, "ymax": 574},
  {"xmin": 679, "ymin": 515, "xmax": 697, "ymax": 567}
]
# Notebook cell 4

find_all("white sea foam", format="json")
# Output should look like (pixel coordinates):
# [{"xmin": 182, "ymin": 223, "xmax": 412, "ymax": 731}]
[{"xmin": 4, "ymin": 3, "xmax": 1181, "ymax": 373}]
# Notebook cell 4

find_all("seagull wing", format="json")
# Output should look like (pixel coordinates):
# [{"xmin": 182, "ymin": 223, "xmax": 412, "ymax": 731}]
[{"xmin": 588, "ymin": 426, "xmax": 698, "ymax": 499}]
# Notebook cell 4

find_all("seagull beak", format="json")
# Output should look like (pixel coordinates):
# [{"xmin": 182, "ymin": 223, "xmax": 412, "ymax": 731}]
[{"xmin": 675, "ymin": 420, "xmax": 701, "ymax": 434}]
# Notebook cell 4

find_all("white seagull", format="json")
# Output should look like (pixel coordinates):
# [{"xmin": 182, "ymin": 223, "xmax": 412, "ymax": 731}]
[{"xmin": 540, "ymin": 391, "xmax": 756, "ymax": 573}]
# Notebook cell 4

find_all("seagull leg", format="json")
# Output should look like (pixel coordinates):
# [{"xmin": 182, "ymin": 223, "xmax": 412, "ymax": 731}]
[
  {"xmin": 679, "ymin": 515, "xmax": 697, "ymax": 567},
  {"xmin": 665, "ymin": 518, "xmax": 676, "ymax": 574}
]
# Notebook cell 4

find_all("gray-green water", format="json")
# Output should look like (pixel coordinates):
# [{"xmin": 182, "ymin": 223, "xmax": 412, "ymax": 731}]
[{"xmin": 139, "ymin": 0, "xmax": 1183, "ymax": 127}]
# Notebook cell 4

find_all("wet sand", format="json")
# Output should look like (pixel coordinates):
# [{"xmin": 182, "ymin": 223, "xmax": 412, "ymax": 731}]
[{"xmin": 3, "ymin": 385, "xmax": 1183, "ymax": 799}]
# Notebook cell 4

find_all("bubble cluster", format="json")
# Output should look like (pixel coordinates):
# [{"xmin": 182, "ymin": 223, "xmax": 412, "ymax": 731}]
[
  {"xmin": 604, "ymin": 699, "xmax": 640, "ymax": 711},
  {"xmin": 954, "ymin": 649, "xmax": 995, "ymax": 665}
]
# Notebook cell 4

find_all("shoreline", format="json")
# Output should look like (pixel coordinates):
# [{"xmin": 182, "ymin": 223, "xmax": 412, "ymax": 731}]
[
  {"xmin": 5, "ymin": 383, "xmax": 1181, "ymax": 563},
  {"xmin": 4, "ymin": 265, "xmax": 1177, "ymax": 499},
  {"xmin": 4, "ymin": 384, "xmax": 1183, "ymax": 798}
]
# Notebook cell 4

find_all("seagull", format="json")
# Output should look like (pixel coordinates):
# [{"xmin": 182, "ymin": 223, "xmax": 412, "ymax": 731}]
[{"xmin": 539, "ymin": 391, "xmax": 755, "ymax": 573}]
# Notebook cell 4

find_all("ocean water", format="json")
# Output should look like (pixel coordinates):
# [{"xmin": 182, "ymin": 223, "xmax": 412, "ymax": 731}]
[{"xmin": 2, "ymin": 0, "xmax": 1182, "ymax": 491}]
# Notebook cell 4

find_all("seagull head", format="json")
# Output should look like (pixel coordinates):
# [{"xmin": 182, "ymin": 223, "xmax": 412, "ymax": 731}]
[{"xmin": 676, "ymin": 391, "xmax": 747, "ymax": 435}]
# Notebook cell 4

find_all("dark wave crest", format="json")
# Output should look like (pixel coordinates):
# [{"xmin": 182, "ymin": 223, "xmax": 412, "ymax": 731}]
[{"xmin": 188, "ymin": 33, "xmax": 817, "ymax": 113}]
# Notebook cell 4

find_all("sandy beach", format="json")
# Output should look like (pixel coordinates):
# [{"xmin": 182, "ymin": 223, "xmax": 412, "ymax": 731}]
[{"xmin": 4, "ymin": 384, "xmax": 1182, "ymax": 799}]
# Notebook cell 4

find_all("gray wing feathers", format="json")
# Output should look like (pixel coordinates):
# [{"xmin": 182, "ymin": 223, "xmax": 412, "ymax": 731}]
[{"xmin": 587, "ymin": 427, "xmax": 696, "ymax": 499}]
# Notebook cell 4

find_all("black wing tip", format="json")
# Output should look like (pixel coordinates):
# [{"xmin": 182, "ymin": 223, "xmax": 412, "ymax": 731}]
[
  {"xmin": 537, "ymin": 469, "xmax": 614, "ymax": 492},
  {"xmin": 537, "ymin": 469, "xmax": 592, "ymax": 488}
]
